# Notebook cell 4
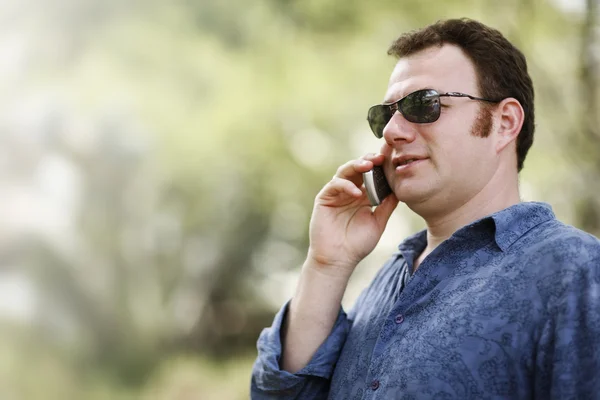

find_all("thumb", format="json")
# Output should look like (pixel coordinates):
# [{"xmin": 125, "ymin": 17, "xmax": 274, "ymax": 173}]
[{"xmin": 373, "ymin": 195, "xmax": 399, "ymax": 232}]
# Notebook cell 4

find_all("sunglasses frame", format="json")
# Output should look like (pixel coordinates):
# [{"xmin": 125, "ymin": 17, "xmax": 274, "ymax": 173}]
[{"xmin": 367, "ymin": 89, "xmax": 502, "ymax": 138}]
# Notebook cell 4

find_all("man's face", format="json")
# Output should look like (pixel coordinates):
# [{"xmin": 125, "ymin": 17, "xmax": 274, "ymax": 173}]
[{"xmin": 380, "ymin": 44, "xmax": 498, "ymax": 212}]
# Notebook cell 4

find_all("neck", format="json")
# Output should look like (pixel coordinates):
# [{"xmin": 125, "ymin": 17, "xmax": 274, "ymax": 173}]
[{"xmin": 414, "ymin": 175, "xmax": 520, "ymax": 256}]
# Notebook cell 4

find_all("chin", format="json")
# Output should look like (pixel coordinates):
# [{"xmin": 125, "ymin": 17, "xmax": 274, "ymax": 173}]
[
  {"xmin": 393, "ymin": 184, "xmax": 439, "ymax": 211},
  {"xmin": 394, "ymin": 190, "xmax": 428, "ymax": 205},
  {"xmin": 393, "ymin": 181, "xmax": 427, "ymax": 199}
]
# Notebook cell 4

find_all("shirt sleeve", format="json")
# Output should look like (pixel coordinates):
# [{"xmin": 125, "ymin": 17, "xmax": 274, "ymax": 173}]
[
  {"xmin": 534, "ymin": 261, "xmax": 600, "ymax": 399},
  {"xmin": 250, "ymin": 300, "xmax": 351, "ymax": 399}
]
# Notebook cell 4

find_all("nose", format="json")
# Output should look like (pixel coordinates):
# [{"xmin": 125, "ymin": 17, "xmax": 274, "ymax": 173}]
[{"xmin": 382, "ymin": 111, "xmax": 417, "ymax": 146}]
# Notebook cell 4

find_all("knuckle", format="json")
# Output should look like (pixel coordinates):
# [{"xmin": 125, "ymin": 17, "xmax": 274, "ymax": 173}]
[
  {"xmin": 335, "ymin": 160, "xmax": 354, "ymax": 176},
  {"xmin": 327, "ymin": 177, "xmax": 343, "ymax": 191}
]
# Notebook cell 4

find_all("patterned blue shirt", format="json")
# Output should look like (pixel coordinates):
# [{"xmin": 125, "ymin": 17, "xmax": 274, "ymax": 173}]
[{"xmin": 251, "ymin": 202, "xmax": 600, "ymax": 399}]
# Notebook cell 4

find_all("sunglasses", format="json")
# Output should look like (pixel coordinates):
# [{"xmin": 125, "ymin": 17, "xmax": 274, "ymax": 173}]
[{"xmin": 367, "ymin": 89, "xmax": 501, "ymax": 138}]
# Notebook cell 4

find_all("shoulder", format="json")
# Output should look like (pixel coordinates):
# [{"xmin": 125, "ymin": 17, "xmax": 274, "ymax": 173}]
[
  {"xmin": 517, "ymin": 220, "xmax": 600, "ymax": 306},
  {"xmin": 519, "ymin": 219, "xmax": 600, "ymax": 265}
]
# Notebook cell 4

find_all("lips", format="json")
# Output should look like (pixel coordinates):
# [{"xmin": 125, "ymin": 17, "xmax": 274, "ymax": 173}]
[
  {"xmin": 392, "ymin": 155, "xmax": 428, "ymax": 168},
  {"xmin": 399, "ymin": 158, "xmax": 419, "ymax": 166}
]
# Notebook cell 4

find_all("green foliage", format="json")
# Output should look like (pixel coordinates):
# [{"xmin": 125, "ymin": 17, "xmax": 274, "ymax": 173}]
[{"xmin": 0, "ymin": 0, "xmax": 597, "ymax": 397}]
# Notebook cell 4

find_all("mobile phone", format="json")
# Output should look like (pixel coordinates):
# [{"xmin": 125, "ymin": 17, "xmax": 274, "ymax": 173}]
[{"xmin": 363, "ymin": 165, "xmax": 392, "ymax": 206}]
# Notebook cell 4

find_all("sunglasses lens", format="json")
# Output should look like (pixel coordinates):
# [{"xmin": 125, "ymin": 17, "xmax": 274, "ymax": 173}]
[
  {"xmin": 367, "ymin": 89, "xmax": 441, "ymax": 138},
  {"xmin": 367, "ymin": 104, "xmax": 394, "ymax": 138},
  {"xmin": 401, "ymin": 90, "xmax": 440, "ymax": 123}
]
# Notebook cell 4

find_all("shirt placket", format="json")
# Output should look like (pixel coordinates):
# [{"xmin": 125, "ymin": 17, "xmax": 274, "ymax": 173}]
[{"xmin": 362, "ymin": 238, "xmax": 468, "ymax": 398}]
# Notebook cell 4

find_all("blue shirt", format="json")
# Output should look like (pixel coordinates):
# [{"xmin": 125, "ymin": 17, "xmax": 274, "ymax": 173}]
[{"xmin": 251, "ymin": 202, "xmax": 600, "ymax": 399}]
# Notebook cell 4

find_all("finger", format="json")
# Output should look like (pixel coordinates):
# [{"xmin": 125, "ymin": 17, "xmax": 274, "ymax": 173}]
[
  {"xmin": 319, "ymin": 177, "xmax": 363, "ymax": 201},
  {"xmin": 361, "ymin": 153, "xmax": 385, "ymax": 165},
  {"xmin": 373, "ymin": 193, "xmax": 399, "ymax": 230},
  {"xmin": 331, "ymin": 160, "xmax": 369, "ymax": 187},
  {"xmin": 379, "ymin": 142, "xmax": 394, "ymax": 158},
  {"xmin": 336, "ymin": 155, "xmax": 385, "ymax": 184},
  {"xmin": 331, "ymin": 154, "xmax": 386, "ymax": 187}
]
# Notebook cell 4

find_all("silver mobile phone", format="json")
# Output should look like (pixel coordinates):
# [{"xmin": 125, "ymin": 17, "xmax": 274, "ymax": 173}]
[{"xmin": 363, "ymin": 165, "xmax": 392, "ymax": 206}]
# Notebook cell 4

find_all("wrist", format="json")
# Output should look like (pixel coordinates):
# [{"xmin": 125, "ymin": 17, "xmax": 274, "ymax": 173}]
[
  {"xmin": 304, "ymin": 251, "xmax": 356, "ymax": 281},
  {"xmin": 293, "ymin": 258, "xmax": 352, "ymax": 321}
]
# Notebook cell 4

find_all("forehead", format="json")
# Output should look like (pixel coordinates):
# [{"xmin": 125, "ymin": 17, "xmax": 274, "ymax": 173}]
[{"xmin": 384, "ymin": 44, "xmax": 479, "ymax": 102}]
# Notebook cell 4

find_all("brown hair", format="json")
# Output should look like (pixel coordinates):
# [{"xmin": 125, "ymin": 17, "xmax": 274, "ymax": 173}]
[{"xmin": 388, "ymin": 18, "xmax": 534, "ymax": 172}]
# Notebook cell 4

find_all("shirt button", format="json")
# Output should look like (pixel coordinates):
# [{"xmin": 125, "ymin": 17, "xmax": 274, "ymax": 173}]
[
  {"xmin": 370, "ymin": 379, "xmax": 380, "ymax": 390},
  {"xmin": 395, "ymin": 314, "xmax": 404, "ymax": 324}
]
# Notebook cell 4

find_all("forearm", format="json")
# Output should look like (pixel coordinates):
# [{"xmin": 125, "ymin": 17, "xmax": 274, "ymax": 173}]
[{"xmin": 281, "ymin": 258, "xmax": 353, "ymax": 373}]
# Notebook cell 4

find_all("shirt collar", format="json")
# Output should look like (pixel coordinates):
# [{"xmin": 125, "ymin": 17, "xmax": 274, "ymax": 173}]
[
  {"xmin": 489, "ymin": 201, "xmax": 555, "ymax": 251},
  {"xmin": 398, "ymin": 202, "xmax": 556, "ymax": 253},
  {"xmin": 398, "ymin": 229, "xmax": 427, "ymax": 254}
]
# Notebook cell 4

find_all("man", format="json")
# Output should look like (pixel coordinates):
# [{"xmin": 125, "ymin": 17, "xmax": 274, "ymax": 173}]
[{"xmin": 251, "ymin": 18, "xmax": 600, "ymax": 399}]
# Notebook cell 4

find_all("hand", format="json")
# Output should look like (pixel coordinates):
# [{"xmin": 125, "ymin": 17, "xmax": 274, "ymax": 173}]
[{"xmin": 307, "ymin": 154, "xmax": 399, "ymax": 277}]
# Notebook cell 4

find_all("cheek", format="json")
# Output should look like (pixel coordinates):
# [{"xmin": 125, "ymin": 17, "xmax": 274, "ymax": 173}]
[
  {"xmin": 427, "ymin": 134, "xmax": 462, "ymax": 170},
  {"xmin": 455, "ymin": 140, "xmax": 496, "ymax": 181},
  {"xmin": 427, "ymin": 112, "xmax": 496, "ymax": 178},
  {"xmin": 431, "ymin": 136, "xmax": 490, "ymax": 176}
]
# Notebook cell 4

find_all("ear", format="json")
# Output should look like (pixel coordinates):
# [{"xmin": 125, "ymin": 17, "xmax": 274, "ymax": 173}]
[{"xmin": 493, "ymin": 97, "xmax": 524, "ymax": 153}]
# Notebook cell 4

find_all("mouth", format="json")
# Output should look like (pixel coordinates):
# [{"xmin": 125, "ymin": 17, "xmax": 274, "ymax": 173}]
[
  {"xmin": 392, "ymin": 156, "xmax": 428, "ymax": 172},
  {"xmin": 399, "ymin": 158, "xmax": 419, "ymax": 166},
  {"xmin": 393, "ymin": 156, "xmax": 428, "ymax": 166}
]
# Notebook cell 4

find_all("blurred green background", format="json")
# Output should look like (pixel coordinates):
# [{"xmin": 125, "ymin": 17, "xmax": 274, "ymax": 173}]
[{"xmin": 0, "ymin": 0, "xmax": 598, "ymax": 398}]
